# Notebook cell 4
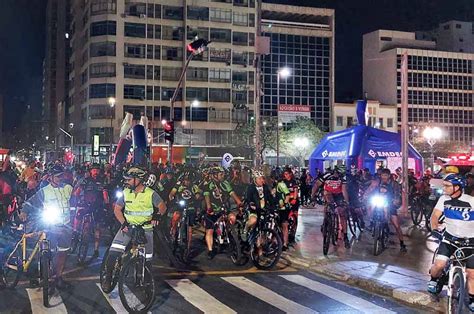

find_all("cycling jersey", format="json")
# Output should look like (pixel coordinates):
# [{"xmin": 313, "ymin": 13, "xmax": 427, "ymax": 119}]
[
  {"xmin": 435, "ymin": 194, "xmax": 474, "ymax": 238},
  {"xmin": 273, "ymin": 181, "xmax": 290, "ymax": 209},
  {"xmin": 320, "ymin": 173, "xmax": 346, "ymax": 195},
  {"xmin": 171, "ymin": 183, "xmax": 201, "ymax": 210},
  {"xmin": 74, "ymin": 177, "xmax": 106, "ymax": 208},
  {"xmin": 204, "ymin": 180, "xmax": 234, "ymax": 212}
]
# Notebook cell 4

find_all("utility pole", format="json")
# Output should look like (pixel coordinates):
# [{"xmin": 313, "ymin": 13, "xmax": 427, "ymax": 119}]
[
  {"xmin": 401, "ymin": 51, "xmax": 409, "ymax": 215},
  {"xmin": 254, "ymin": 0, "xmax": 264, "ymax": 166}
]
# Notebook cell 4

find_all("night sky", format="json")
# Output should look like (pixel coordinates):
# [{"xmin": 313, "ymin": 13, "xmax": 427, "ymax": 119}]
[{"xmin": 0, "ymin": 0, "xmax": 472, "ymax": 130}]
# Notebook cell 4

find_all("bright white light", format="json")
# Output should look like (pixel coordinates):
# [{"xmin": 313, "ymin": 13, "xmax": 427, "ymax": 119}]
[
  {"xmin": 262, "ymin": 121, "xmax": 267, "ymax": 126},
  {"xmin": 65, "ymin": 33, "xmax": 70, "ymax": 39},
  {"xmin": 294, "ymin": 137, "xmax": 309, "ymax": 148},
  {"xmin": 115, "ymin": 190, "xmax": 123, "ymax": 198},
  {"xmin": 10, "ymin": 156, "xmax": 16, "ymax": 162},
  {"xmin": 374, "ymin": 122, "xmax": 381, "ymax": 128},
  {"xmin": 179, "ymin": 200, "xmax": 186, "ymax": 206},
  {"xmin": 278, "ymin": 122, "xmax": 283, "ymax": 127},
  {"xmin": 423, "ymin": 126, "xmax": 442, "ymax": 140},
  {"xmin": 371, "ymin": 195, "xmax": 387, "ymax": 208},
  {"xmin": 42, "ymin": 205, "xmax": 62, "ymax": 225},
  {"xmin": 191, "ymin": 100, "xmax": 200, "ymax": 107},
  {"xmin": 108, "ymin": 97, "xmax": 116, "ymax": 108},
  {"xmin": 161, "ymin": 119, "xmax": 167, "ymax": 125},
  {"xmin": 278, "ymin": 67, "xmax": 291, "ymax": 78}
]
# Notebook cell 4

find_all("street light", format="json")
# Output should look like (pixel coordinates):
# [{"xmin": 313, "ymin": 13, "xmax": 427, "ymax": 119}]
[
  {"xmin": 190, "ymin": 100, "xmax": 199, "ymax": 147},
  {"xmin": 423, "ymin": 126, "xmax": 442, "ymax": 170},
  {"xmin": 276, "ymin": 67, "xmax": 291, "ymax": 167},
  {"xmin": 294, "ymin": 137, "xmax": 309, "ymax": 148},
  {"xmin": 108, "ymin": 97, "xmax": 116, "ymax": 158}
]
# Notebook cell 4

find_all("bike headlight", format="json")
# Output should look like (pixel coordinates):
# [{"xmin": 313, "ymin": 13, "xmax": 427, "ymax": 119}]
[
  {"xmin": 436, "ymin": 188, "xmax": 443, "ymax": 195},
  {"xmin": 115, "ymin": 190, "xmax": 123, "ymax": 198},
  {"xmin": 371, "ymin": 195, "xmax": 387, "ymax": 208},
  {"xmin": 42, "ymin": 205, "xmax": 62, "ymax": 224},
  {"xmin": 179, "ymin": 200, "xmax": 186, "ymax": 207}
]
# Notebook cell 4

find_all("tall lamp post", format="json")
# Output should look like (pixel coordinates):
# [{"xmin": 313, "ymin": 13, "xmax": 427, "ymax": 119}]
[
  {"xmin": 190, "ymin": 100, "xmax": 199, "ymax": 147},
  {"xmin": 108, "ymin": 97, "xmax": 116, "ymax": 159},
  {"xmin": 276, "ymin": 67, "xmax": 290, "ymax": 167},
  {"xmin": 423, "ymin": 126, "xmax": 442, "ymax": 171}
]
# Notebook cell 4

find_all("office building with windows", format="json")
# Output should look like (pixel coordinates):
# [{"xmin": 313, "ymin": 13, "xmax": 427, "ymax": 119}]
[
  {"xmin": 416, "ymin": 20, "xmax": 474, "ymax": 53},
  {"xmin": 68, "ymin": 0, "xmax": 257, "ymax": 160},
  {"xmin": 363, "ymin": 29, "xmax": 473, "ymax": 149},
  {"xmin": 333, "ymin": 100, "xmax": 397, "ymax": 132},
  {"xmin": 260, "ymin": 4, "xmax": 334, "ymax": 132}
]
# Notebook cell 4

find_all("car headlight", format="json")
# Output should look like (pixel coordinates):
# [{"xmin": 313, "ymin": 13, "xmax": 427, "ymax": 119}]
[
  {"xmin": 371, "ymin": 195, "xmax": 387, "ymax": 208},
  {"xmin": 115, "ymin": 190, "xmax": 123, "ymax": 198},
  {"xmin": 179, "ymin": 200, "xmax": 186, "ymax": 207},
  {"xmin": 42, "ymin": 205, "xmax": 62, "ymax": 224}
]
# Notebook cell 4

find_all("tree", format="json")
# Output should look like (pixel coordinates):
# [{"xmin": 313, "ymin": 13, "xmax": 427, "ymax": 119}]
[
  {"xmin": 279, "ymin": 117, "xmax": 325, "ymax": 167},
  {"xmin": 232, "ymin": 117, "xmax": 277, "ymax": 163}
]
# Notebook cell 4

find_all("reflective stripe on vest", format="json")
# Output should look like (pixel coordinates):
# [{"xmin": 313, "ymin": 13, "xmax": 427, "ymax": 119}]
[
  {"xmin": 43, "ymin": 184, "xmax": 72, "ymax": 225},
  {"xmin": 123, "ymin": 187, "xmax": 154, "ymax": 228}
]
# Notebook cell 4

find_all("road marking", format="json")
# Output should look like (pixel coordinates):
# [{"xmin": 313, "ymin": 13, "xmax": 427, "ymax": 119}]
[
  {"xmin": 62, "ymin": 260, "xmax": 102, "ymax": 276},
  {"xmin": 222, "ymin": 276, "xmax": 317, "ymax": 314},
  {"xmin": 166, "ymin": 279, "xmax": 236, "ymax": 314},
  {"xmin": 27, "ymin": 288, "xmax": 68, "ymax": 314},
  {"xmin": 96, "ymin": 283, "xmax": 127, "ymax": 314},
  {"xmin": 280, "ymin": 275, "xmax": 396, "ymax": 314},
  {"xmin": 162, "ymin": 266, "xmax": 297, "ymax": 277}
]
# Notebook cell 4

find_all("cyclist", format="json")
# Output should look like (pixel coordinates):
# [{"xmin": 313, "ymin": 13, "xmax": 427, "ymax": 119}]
[
  {"xmin": 428, "ymin": 174, "xmax": 474, "ymax": 310},
  {"xmin": 103, "ymin": 167, "xmax": 166, "ymax": 292},
  {"xmin": 365, "ymin": 168, "xmax": 407, "ymax": 252},
  {"xmin": 71, "ymin": 163, "xmax": 109, "ymax": 258},
  {"xmin": 272, "ymin": 171, "xmax": 291, "ymax": 250},
  {"xmin": 155, "ymin": 167, "xmax": 176, "ymax": 203},
  {"xmin": 316, "ymin": 166, "xmax": 351, "ymax": 249},
  {"xmin": 203, "ymin": 166, "xmax": 242, "ymax": 259},
  {"xmin": 168, "ymin": 171, "xmax": 201, "ymax": 259},
  {"xmin": 282, "ymin": 168, "xmax": 300, "ymax": 243},
  {"xmin": 19, "ymin": 165, "xmax": 73, "ymax": 290},
  {"xmin": 465, "ymin": 173, "xmax": 474, "ymax": 197}
]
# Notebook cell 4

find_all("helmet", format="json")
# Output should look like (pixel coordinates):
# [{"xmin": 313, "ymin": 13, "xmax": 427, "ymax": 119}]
[
  {"xmin": 88, "ymin": 163, "xmax": 101, "ymax": 171},
  {"xmin": 252, "ymin": 169, "xmax": 265, "ymax": 180},
  {"xmin": 210, "ymin": 166, "xmax": 225, "ymax": 175},
  {"xmin": 445, "ymin": 166, "xmax": 459, "ymax": 174},
  {"xmin": 443, "ymin": 173, "xmax": 466, "ymax": 189},
  {"xmin": 123, "ymin": 167, "xmax": 148, "ymax": 180},
  {"xmin": 49, "ymin": 165, "xmax": 65, "ymax": 176},
  {"xmin": 144, "ymin": 174, "xmax": 157, "ymax": 187},
  {"xmin": 164, "ymin": 167, "xmax": 174, "ymax": 174},
  {"xmin": 465, "ymin": 173, "xmax": 474, "ymax": 179}
]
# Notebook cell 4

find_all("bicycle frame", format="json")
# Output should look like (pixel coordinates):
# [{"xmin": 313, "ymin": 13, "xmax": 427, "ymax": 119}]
[
  {"xmin": 446, "ymin": 244, "xmax": 474, "ymax": 302},
  {"xmin": 5, "ymin": 230, "xmax": 47, "ymax": 273}
]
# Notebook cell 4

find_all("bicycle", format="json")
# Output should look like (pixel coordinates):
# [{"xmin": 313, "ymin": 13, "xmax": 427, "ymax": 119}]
[
  {"xmin": 370, "ymin": 195, "xmax": 390, "ymax": 256},
  {"xmin": 71, "ymin": 207, "xmax": 96, "ymax": 264},
  {"xmin": 2, "ymin": 222, "xmax": 54, "ymax": 307},
  {"xmin": 170, "ymin": 199, "xmax": 192, "ymax": 263},
  {"xmin": 346, "ymin": 205, "xmax": 364, "ymax": 236},
  {"xmin": 100, "ymin": 223, "xmax": 155, "ymax": 313},
  {"xmin": 322, "ymin": 203, "xmax": 340, "ymax": 255},
  {"xmin": 210, "ymin": 210, "xmax": 242, "ymax": 264}
]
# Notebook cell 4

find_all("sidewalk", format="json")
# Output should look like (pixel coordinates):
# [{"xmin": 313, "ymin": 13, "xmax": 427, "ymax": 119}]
[{"xmin": 283, "ymin": 206, "xmax": 446, "ymax": 312}]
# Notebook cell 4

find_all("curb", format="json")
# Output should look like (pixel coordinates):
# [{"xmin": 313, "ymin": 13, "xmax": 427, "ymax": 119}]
[{"xmin": 284, "ymin": 254, "xmax": 446, "ymax": 312}]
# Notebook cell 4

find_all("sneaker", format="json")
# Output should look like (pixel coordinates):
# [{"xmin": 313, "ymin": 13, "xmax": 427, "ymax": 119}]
[
  {"xmin": 207, "ymin": 250, "xmax": 215, "ymax": 260},
  {"xmin": 427, "ymin": 280, "xmax": 443, "ymax": 295}
]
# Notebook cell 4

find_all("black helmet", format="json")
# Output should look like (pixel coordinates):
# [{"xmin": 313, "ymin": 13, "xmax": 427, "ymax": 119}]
[
  {"xmin": 123, "ymin": 166, "xmax": 148, "ymax": 180},
  {"xmin": 49, "ymin": 165, "xmax": 65, "ymax": 176},
  {"xmin": 88, "ymin": 163, "xmax": 101, "ymax": 171}
]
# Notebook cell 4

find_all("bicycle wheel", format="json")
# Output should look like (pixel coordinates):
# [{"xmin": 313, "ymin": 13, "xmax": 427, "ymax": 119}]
[
  {"xmin": 41, "ymin": 251, "xmax": 51, "ymax": 308},
  {"xmin": 99, "ymin": 248, "xmax": 120, "ymax": 294},
  {"xmin": 322, "ymin": 215, "xmax": 332, "ymax": 255},
  {"xmin": 448, "ymin": 268, "xmax": 465, "ymax": 314},
  {"xmin": 347, "ymin": 209, "xmax": 360, "ymax": 237},
  {"xmin": 229, "ymin": 224, "xmax": 245, "ymax": 266},
  {"xmin": 2, "ymin": 240, "xmax": 23, "ymax": 289},
  {"xmin": 373, "ymin": 223, "xmax": 382, "ymax": 256},
  {"xmin": 251, "ymin": 228, "xmax": 282, "ymax": 270},
  {"xmin": 332, "ymin": 213, "xmax": 339, "ymax": 246},
  {"xmin": 410, "ymin": 203, "xmax": 423, "ymax": 226},
  {"xmin": 118, "ymin": 256, "xmax": 156, "ymax": 313},
  {"xmin": 424, "ymin": 206, "xmax": 433, "ymax": 232},
  {"xmin": 77, "ymin": 222, "xmax": 92, "ymax": 264}
]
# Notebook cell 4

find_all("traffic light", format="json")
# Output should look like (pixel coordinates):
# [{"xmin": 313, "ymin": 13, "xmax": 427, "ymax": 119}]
[
  {"xmin": 164, "ymin": 120, "xmax": 175, "ymax": 143},
  {"xmin": 187, "ymin": 38, "xmax": 210, "ymax": 54}
]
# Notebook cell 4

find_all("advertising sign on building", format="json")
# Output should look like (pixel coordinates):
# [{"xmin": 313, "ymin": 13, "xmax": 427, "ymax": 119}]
[
  {"xmin": 93, "ymin": 135, "xmax": 100, "ymax": 156},
  {"xmin": 278, "ymin": 105, "xmax": 311, "ymax": 123}
]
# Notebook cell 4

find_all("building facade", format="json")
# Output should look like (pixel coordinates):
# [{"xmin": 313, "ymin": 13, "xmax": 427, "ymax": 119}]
[
  {"xmin": 333, "ymin": 100, "xmax": 397, "ymax": 132},
  {"xmin": 363, "ymin": 29, "xmax": 473, "ymax": 149},
  {"xmin": 416, "ymin": 20, "xmax": 474, "ymax": 53},
  {"xmin": 68, "ymin": 0, "xmax": 257, "ymax": 158},
  {"xmin": 260, "ymin": 4, "xmax": 335, "ymax": 132}
]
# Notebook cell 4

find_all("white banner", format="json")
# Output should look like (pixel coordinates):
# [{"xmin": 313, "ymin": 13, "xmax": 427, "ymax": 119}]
[
  {"xmin": 278, "ymin": 105, "xmax": 311, "ymax": 123},
  {"xmin": 386, "ymin": 157, "xmax": 416, "ymax": 173},
  {"xmin": 221, "ymin": 153, "xmax": 234, "ymax": 169}
]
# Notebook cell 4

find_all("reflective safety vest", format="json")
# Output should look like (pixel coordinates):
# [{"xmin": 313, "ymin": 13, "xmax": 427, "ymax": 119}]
[
  {"xmin": 123, "ymin": 187, "xmax": 154, "ymax": 229},
  {"xmin": 42, "ymin": 183, "xmax": 73, "ymax": 225}
]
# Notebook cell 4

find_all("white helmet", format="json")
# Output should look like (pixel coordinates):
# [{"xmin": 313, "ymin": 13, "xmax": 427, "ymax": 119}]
[
  {"xmin": 144, "ymin": 174, "xmax": 157, "ymax": 187},
  {"xmin": 252, "ymin": 169, "xmax": 265, "ymax": 181}
]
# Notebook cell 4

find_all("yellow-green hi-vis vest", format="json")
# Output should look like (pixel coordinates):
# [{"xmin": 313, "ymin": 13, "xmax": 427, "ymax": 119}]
[
  {"xmin": 123, "ymin": 187, "xmax": 154, "ymax": 230},
  {"xmin": 42, "ymin": 184, "xmax": 72, "ymax": 225}
]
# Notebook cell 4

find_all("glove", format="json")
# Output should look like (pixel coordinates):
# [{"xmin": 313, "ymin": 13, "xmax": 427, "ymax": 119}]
[
  {"xmin": 152, "ymin": 213, "xmax": 162, "ymax": 222},
  {"xmin": 431, "ymin": 230, "xmax": 443, "ymax": 241},
  {"xmin": 206, "ymin": 208, "xmax": 214, "ymax": 215},
  {"xmin": 121, "ymin": 221, "xmax": 130, "ymax": 230}
]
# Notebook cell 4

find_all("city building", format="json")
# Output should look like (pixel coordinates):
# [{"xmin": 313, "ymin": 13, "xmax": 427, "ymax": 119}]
[
  {"xmin": 68, "ymin": 0, "xmax": 258, "ymax": 161},
  {"xmin": 260, "ymin": 3, "xmax": 335, "ymax": 132},
  {"xmin": 333, "ymin": 100, "xmax": 397, "ymax": 132},
  {"xmin": 0, "ymin": 95, "xmax": 3, "ymax": 146},
  {"xmin": 416, "ymin": 20, "xmax": 474, "ymax": 53},
  {"xmin": 363, "ymin": 29, "xmax": 473, "ymax": 150},
  {"xmin": 43, "ymin": 0, "xmax": 71, "ymax": 146}
]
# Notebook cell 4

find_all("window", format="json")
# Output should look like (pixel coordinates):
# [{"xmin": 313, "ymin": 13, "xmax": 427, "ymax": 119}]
[
  {"xmin": 123, "ymin": 105, "xmax": 145, "ymax": 120},
  {"xmin": 162, "ymin": 46, "xmax": 182, "ymax": 61},
  {"xmin": 124, "ymin": 23, "xmax": 146, "ymax": 38},
  {"xmin": 90, "ymin": 21, "xmax": 116, "ymax": 36},
  {"xmin": 124, "ymin": 64, "xmax": 145, "ymax": 79},
  {"xmin": 387, "ymin": 118, "xmax": 393, "ymax": 128},
  {"xmin": 187, "ymin": 6, "xmax": 209, "ymax": 20},
  {"xmin": 232, "ymin": 91, "xmax": 247, "ymax": 104},
  {"xmin": 125, "ymin": 2, "xmax": 146, "ymax": 17},
  {"xmin": 444, "ymin": 24, "xmax": 450, "ymax": 30},
  {"xmin": 209, "ymin": 48, "xmax": 231, "ymax": 62},
  {"xmin": 124, "ymin": 43, "xmax": 146, "ymax": 58},
  {"xmin": 124, "ymin": 85, "xmax": 145, "ymax": 100},
  {"xmin": 249, "ymin": 13, "xmax": 255, "ymax": 27},
  {"xmin": 234, "ymin": 0, "xmax": 248, "ymax": 7},
  {"xmin": 161, "ymin": 67, "xmax": 181, "ymax": 80},
  {"xmin": 380, "ymin": 36, "xmax": 392, "ymax": 41},
  {"xmin": 210, "ymin": 8, "xmax": 232, "ymax": 23},
  {"xmin": 90, "ymin": 41, "xmax": 116, "ymax": 57},
  {"xmin": 233, "ymin": 12, "xmax": 247, "ymax": 26},
  {"xmin": 232, "ymin": 51, "xmax": 247, "ymax": 65},
  {"xmin": 90, "ymin": 127, "xmax": 113, "ymax": 143},
  {"xmin": 89, "ymin": 105, "xmax": 114, "ymax": 119},
  {"xmin": 456, "ymin": 24, "xmax": 462, "ymax": 29},
  {"xmin": 209, "ymin": 68, "xmax": 230, "ymax": 82},
  {"xmin": 347, "ymin": 117, "xmax": 354, "ymax": 126},
  {"xmin": 90, "ymin": 62, "xmax": 116, "ymax": 78},
  {"xmin": 147, "ymin": 24, "xmax": 161, "ymax": 39},
  {"xmin": 186, "ymin": 88, "xmax": 208, "ymax": 101},
  {"xmin": 187, "ymin": 27, "xmax": 209, "ymax": 40},
  {"xmin": 232, "ymin": 71, "xmax": 247, "ymax": 83},
  {"xmin": 336, "ymin": 116, "xmax": 343, "ymax": 126},
  {"xmin": 162, "ymin": 88, "xmax": 182, "ymax": 101},
  {"xmin": 233, "ymin": 32, "xmax": 248, "ymax": 45},
  {"xmin": 187, "ymin": 67, "xmax": 208, "ymax": 81},
  {"xmin": 162, "ymin": 26, "xmax": 184, "ymax": 41},
  {"xmin": 210, "ymin": 28, "xmax": 231, "ymax": 42},
  {"xmin": 89, "ymin": 83, "xmax": 115, "ymax": 98},
  {"xmin": 163, "ymin": 6, "xmax": 183, "ymax": 20},
  {"xmin": 209, "ymin": 88, "xmax": 230, "ymax": 102},
  {"xmin": 154, "ymin": 45, "xmax": 160, "ymax": 59},
  {"xmin": 91, "ymin": 0, "xmax": 116, "ymax": 15}
]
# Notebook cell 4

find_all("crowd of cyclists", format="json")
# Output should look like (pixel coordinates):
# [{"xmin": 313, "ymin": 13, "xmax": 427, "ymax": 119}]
[{"xmin": 1, "ymin": 151, "xmax": 474, "ymax": 310}]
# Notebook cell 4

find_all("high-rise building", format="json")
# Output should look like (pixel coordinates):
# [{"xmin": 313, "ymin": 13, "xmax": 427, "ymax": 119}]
[
  {"xmin": 260, "ymin": 3, "xmax": 335, "ymax": 132},
  {"xmin": 68, "ymin": 0, "xmax": 257, "ymax": 159},
  {"xmin": 416, "ymin": 20, "xmax": 474, "ymax": 53},
  {"xmin": 0, "ymin": 95, "xmax": 3, "ymax": 146},
  {"xmin": 363, "ymin": 29, "xmax": 473, "ymax": 149},
  {"xmin": 43, "ymin": 0, "xmax": 71, "ymax": 145}
]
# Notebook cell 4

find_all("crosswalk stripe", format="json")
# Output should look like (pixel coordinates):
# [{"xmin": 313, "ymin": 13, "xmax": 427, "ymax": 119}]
[
  {"xmin": 26, "ymin": 288, "xmax": 68, "ymax": 314},
  {"xmin": 222, "ymin": 276, "xmax": 318, "ymax": 314},
  {"xmin": 96, "ymin": 283, "xmax": 128, "ymax": 314},
  {"xmin": 280, "ymin": 275, "xmax": 396, "ymax": 314},
  {"xmin": 166, "ymin": 279, "xmax": 236, "ymax": 314}
]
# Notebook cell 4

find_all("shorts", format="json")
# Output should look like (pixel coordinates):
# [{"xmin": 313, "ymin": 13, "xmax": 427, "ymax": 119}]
[
  {"xmin": 170, "ymin": 208, "xmax": 197, "ymax": 227},
  {"xmin": 110, "ymin": 228, "xmax": 154, "ymax": 261},
  {"xmin": 279, "ymin": 208, "xmax": 291, "ymax": 223},
  {"xmin": 435, "ymin": 235, "xmax": 474, "ymax": 269},
  {"xmin": 48, "ymin": 225, "xmax": 73, "ymax": 252},
  {"xmin": 204, "ymin": 212, "xmax": 222, "ymax": 230}
]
